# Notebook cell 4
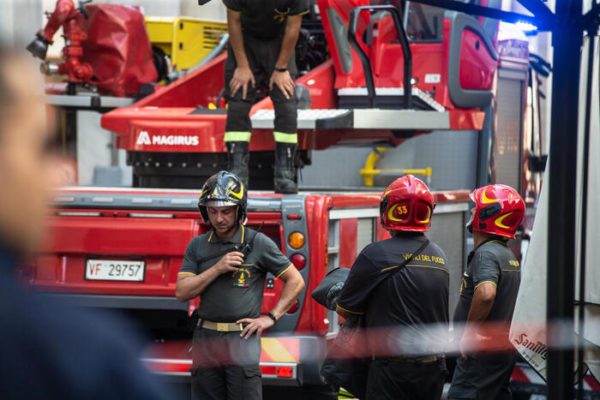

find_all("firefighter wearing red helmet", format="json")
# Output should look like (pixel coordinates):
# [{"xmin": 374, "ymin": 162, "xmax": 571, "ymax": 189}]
[
  {"xmin": 449, "ymin": 184, "xmax": 525, "ymax": 400},
  {"xmin": 336, "ymin": 175, "xmax": 449, "ymax": 400}
]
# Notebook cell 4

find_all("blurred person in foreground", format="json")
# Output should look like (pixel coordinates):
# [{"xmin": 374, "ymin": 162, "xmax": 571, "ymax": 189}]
[
  {"xmin": 0, "ymin": 46, "xmax": 169, "ymax": 399},
  {"xmin": 336, "ymin": 175, "xmax": 449, "ymax": 400},
  {"xmin": 448, "ymin": 184, "xmax": 525, "ymax": 400}
]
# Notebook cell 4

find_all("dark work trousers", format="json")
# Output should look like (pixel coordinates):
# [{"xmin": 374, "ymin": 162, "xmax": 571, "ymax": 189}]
[
  {"xmin": 224, "ymin": 34, "xmax": 298, "ymax": 143},
  {"xmin": 366, "ymin": 358, "xmax": 447, "ymax": 400},
  {"xmin": 448, "ymin": 350, "xmax": 516, "ymax": 400},
  {"xmin": 191, "ymin": 328, "xmax": 262, "ymax": 400}
]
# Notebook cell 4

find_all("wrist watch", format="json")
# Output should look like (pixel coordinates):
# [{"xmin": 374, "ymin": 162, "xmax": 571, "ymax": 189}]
[
  {"xmin": 267, "ymin": 311, "xmax": 278, "ymax": 324},
  {"xmin": 274, "ymin": 67, "xmax": 288, "ymax": 73}
]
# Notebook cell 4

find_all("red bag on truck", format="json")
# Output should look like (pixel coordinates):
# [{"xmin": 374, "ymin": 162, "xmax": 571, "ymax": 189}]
[{"xmin": 81, "ymin": 4, "xmax": 157, "ymax": 97}]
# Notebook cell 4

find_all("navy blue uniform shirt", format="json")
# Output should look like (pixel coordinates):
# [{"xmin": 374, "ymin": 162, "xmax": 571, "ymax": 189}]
[{"xmin": 337, "ymin": 233, "xmax": 449, "ymax": 356}]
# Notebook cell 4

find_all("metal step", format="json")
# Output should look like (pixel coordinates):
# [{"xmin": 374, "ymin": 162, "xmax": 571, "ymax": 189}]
[
  {"xmin": 46, "ymin": 94, "xmax": 134, "ymax": 110},
  {"xmin": 353, "ymin": 109, "xmax": 450, "ymax": 130},
  {"xmin": 251, "ymin": 109, "xmax": 353, "ymax": 130},
  {"xmin": 251, "ymin": 108, "xmax": 450, "ymax": 130},
  {"xmin": 337, "ymin": 87, "xmax": 445, "ymax": 112}
]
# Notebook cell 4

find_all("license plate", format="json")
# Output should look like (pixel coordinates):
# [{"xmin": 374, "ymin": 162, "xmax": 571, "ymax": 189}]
[{"xmin": 85, "ymin": 259, "xmax": 145, "ymax": 282}]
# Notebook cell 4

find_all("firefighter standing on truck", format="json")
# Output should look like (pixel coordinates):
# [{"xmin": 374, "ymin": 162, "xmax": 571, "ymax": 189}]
[
  {"xmin": 448, "ymin": 184, "xmax": 525, "ymax": 400},
  {"xmin": 222, "ymin": 0, "xmax": 308, "ymax": 194},
  {"xmin": 175, "ymin": 171, "xmax": 305, "ymax": 400},
  {"xmin": 336, "ymin": 175, "xmax": 450, "ymax": 400}
]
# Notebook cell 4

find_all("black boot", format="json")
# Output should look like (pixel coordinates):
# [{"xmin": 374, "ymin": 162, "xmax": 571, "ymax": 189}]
[
  {"xmin": 226, "ymin": 141, "xmax": 249, "ymax": 188},
  {"xmin": 274, "ymin": 143, "xmax": 298, "ymax": 194}
]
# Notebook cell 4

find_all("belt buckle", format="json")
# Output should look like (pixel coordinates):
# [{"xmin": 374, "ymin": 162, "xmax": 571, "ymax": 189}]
[{"xmin": 216, "ymin": 323, "xmax": 228, "ymax": 332}]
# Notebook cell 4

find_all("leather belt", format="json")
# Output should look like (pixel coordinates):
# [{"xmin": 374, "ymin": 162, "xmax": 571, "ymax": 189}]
[{"xmin": 201, "ymin": 320, "xmax": 244, "ymax": 332}]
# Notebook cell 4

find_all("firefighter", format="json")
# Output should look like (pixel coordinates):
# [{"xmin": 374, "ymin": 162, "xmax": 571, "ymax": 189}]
[
  {"xmin": 175, "ymin": 171, "xmax": 305, "ymax": 400},
  {"xmin": 336, "ymin": 175, "xmax": 450, "ymax": 400},
  {"xmin": 222, "ymin": 0, "xmax": 309, "ymax": 194},
  {"xmin": 448, "ymin": 184, "xmax": 525, "ymax": 400},
  {"xmin": 0, "ymin": 46, "xmax": 170, "ymax": 399}
]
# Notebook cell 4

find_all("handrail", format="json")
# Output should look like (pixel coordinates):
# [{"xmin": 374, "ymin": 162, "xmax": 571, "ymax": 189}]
[
  {"xmin": 359, "ymin": 146, "xmax": 432, "ymax": 186},
  {"xmin": 347, "ymin": 5, "xmax": 413, "ymax": 109}
]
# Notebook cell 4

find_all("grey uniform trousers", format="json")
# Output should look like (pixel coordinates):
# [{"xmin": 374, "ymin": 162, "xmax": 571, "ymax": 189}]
[{"xmin": 191, "ymin": 328, "xmax": 262, "ymax": 400}]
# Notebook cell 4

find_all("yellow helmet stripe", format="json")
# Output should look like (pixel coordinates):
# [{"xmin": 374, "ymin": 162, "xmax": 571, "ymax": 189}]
[
  {"xmin": 229, "ymin": 183, "xmax": 244, "ymax": 200},
  {"xmin": 481, "ymin": 190, "xmax": 497, "ymax": 204},
  {"xmin": 417, "ymin": 208, "xmax": 432, "ymax": 224},
  {"xmin": 494, "ymin": 212, "xmax": 513, "ymax": 229}
]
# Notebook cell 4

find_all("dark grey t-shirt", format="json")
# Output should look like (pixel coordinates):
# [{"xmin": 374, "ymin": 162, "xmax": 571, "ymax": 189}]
[
  {"xmin": 178, "ymin": 226, "xmax": 292, "ymax": 322},
  {"xmin": 453, "ymin": 239, "xmax": 521, "ymax": 325},
  {"xmin": 223, "ymin": 0, "xmax": 309, "ymax": 40},
  {"xmin": 337, "ymin": 234, "xmax": 449, "ymax": 355}
]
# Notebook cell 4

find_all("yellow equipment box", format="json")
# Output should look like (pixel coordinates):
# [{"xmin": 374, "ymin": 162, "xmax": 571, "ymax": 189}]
[{"xmin": 145, "ymin": 17, "xmax": 228, "ymax": 72}]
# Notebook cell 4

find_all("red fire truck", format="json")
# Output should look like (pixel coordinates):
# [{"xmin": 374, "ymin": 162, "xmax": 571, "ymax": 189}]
[
  {"xmin": 34, "ymin": 186, "xmax": 471, "ymax": 397},
  {"xmin": 28, "ymin": 0, "xmax": 560, "ymax": 397}
]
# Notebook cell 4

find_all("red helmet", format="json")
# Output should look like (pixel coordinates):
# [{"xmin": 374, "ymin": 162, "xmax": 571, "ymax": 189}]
[
  {"xmin": 467, "ymin": 184, "xmax": 525, "ymax": 239},
  {"xmin": 380, "ymin": 175, "xmax": 434, "ymax": 232}
]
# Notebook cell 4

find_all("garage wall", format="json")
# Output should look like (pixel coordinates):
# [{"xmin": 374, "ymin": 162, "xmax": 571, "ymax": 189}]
[
  {"xmin": 0, "ymin": 0, "xmax": 41, "ymax": 46},
  {"xmin": 299, "ymin": 147, "xmax": 374, "ymax": 188},
  {"xmin": 300, "ymin": 130, "xmax": 479, "ymax": 191},
  {"xmin": 182, "ymin": 1, "xmax": 227, "ymax": 22}
]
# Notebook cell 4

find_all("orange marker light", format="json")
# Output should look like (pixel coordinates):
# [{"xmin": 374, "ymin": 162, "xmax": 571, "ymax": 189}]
[{"xmin": 288, "ymin": 232, "xmax": 305, "ymax": 249}]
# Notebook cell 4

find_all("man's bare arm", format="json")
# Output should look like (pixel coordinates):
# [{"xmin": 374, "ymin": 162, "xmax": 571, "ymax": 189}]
[
  {"xmin": 175, "ymin": 252, "xmax": 244, "ymax": 301},
  {"xmin": 270, "ymin": 266, "xmax": 305, "ymax": 319},
  {"xmin": 466, "ymin": 282, "xmax": 497, "ymax": 323},
  {"xmin": 274, "ymin": 14, "xmax": 303, "ymax": 69},
  {"xmin": 270, "ymin": 14, "xmax": 303, "ymax": 99},
  {"xmin": 238, "ymin": 266, "xmax": 305, "ymax": 339},
  {"xmin": 460, "ymin": 282, "xmax": 497, "ymax": 357},
  {"xmin": 227, "ymin": 8, "xmax": 255, "ymax": 99}
]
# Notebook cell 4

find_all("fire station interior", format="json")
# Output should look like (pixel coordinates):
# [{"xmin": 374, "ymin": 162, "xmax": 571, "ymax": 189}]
[{"xmin": 2, "ymin": 0, "xmax": 599, "ymax": 399}]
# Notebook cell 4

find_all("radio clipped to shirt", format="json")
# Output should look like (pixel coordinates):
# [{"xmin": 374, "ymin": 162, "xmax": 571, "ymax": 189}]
[
  {"xmin": 195, "ymin": 224, "xmax": 264, "ymax": 288},
  {"xmin": 195, "ymin": 224, "xmax": 263, "ymax": 267}
]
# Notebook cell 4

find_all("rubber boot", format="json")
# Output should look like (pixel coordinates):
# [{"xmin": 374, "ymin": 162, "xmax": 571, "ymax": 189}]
[
  {"xmin": 226, "ymin": 141, "xmax": 250, "ymax": 188},
  {"xmin": 274, "ymin": 143, "xmax": 298, "ymax": 194}
]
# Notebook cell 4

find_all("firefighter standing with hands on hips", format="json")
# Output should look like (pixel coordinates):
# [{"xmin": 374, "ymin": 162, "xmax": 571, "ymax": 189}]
[
  {"xmin": 222, "ymin": 0, "xmax": 309, "ymax": 194},
  {"xmin": 175, "ymin": 171, "xmax": 305, "ymax": 400},
  {"xmin": 336, "ymin": 175, "xmax": 450, "ymax": 400},
  {"xmin": 448, "ymin": 184, "xmax": 525, "ymax": 400}
]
